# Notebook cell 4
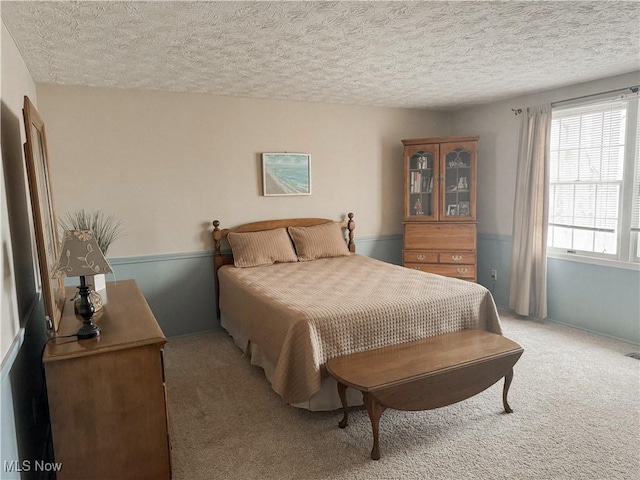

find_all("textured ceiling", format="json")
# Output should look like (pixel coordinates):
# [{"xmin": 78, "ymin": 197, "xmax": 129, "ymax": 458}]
[{"xmin": 2, "ymin": 1, "xmax": 639, "ymax": 110}]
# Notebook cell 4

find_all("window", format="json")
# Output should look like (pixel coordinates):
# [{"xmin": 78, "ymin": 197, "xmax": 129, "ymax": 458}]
[
  {"xmin": 632, "ymin": 108, "xmax": 640, "ymax": 262},
  {"xmin": 548, "ymin": 91, "xmax": 639, "ymax": 266}
]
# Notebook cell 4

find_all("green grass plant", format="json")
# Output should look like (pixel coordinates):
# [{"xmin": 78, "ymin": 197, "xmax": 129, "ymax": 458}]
[{"xmin": 59, "ymin": 209, "xmax": 123, "ymax": 255}]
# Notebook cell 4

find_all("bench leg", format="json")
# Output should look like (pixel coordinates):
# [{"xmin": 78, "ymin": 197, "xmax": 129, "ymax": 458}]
[
  {"xmin": 337, "ymin": 382, "xmax": 349, "ymax": 428},
  {"xmin": 503, "ymin": 368, "xmax": 514, "ymax": 413},
  {"xmin": 363, "ymin": 392, "xmax": 386, "ymax": 460}
]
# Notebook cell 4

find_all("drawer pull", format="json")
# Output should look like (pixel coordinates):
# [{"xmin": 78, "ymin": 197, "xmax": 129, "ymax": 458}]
[
  {"xmin": 417, "ymin": 254, "xmax": 425, "ymax": 260},
  {"xmin": 457, "ymin": 268, "xmax": 468, "ymax": 274},
  {"xmin": 411, "ymin": 267, "xmax": 422, "ymax": 270},
  {"xmin": 451, "ymin": 255, "xmax": 463, "ymax": 261}
]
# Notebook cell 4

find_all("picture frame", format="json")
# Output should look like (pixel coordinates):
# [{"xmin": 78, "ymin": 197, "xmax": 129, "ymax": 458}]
[
  {"xmin": 22, "ymin": 96, "xmax": 65, "ymax": 331},
  {"xmin": 458, "ymin": 201, "xmax": 470, "ymax": 216},
  {"xmin": 262, "ymin": 153, "xmax": 311, "ymax": 196},
  {"xmin": 446, "ymin": 204, "xmax": 459, "ymax": 216}
]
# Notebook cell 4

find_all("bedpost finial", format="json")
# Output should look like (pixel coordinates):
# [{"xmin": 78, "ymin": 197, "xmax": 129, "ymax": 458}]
[
  {"xmin": 346, "ymin": 213, "xmax": 355, "ymax": 252},
  {"xmin": 213, "ymin": 220, "xmax": 222, "ymax": 255}
]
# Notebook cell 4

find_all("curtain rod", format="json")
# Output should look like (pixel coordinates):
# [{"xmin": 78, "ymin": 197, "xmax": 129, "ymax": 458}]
[
  {"xmin": 512, "ymin": 85, "xmax": 639, "ymax": 115},
  {"xmin": 551, "ymin": 85, "xmax": 639, "ymax": 107}
]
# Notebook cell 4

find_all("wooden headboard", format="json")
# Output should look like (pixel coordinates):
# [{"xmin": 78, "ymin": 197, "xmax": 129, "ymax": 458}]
[{"xmin": 211, "ymin": 213, "xmax": 355, "ymax": 318}]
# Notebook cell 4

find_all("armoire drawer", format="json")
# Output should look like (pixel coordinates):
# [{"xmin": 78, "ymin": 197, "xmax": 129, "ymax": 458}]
[
  {"xmin": 403, "ymin": 250, "xmax": 475, "ymax": 265},
  {"xmin": 405, "ymin": 263, "xmax": 476, "ymax": 279},
  {"xmin": 404, "ymin": 223, "xmax": 476, "ymax": 251},
  {"xmin": 402, "ymin": 250, "xmax": 438, "ymax": 264},
  {"xmin": 438, "ymin": 252, "xmax": 476, "ymax": 264}
]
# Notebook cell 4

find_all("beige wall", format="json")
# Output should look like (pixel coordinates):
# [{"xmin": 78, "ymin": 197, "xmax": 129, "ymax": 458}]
[
  {"xmin": 450, "ymin": 71, "xmax": 640, "ymax": 236},
  {"xmin": 1, "ymin": 20, "xmax": 38, "ymax": 360},
  {"xmin": 36, "ymin": 84, "xmax": 451, "ymax": 257}
]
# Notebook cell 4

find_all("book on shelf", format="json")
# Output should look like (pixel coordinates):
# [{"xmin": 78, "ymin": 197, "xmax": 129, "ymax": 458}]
[{"xmin": 411, "ymin": 171, "xmax": 423, "ymax": 193}]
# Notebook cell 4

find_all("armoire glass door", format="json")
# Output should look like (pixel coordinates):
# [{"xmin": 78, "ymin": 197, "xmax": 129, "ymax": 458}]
[
  {"xmin": 441, "ymin": 142, "xmax": 476, "ymax": 221},
  {"xmin": 405, "ymin": 145, "xmax": 439, "ymax": 221}
]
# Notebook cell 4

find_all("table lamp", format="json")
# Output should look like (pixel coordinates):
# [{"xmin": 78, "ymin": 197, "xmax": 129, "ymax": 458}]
[{"xmin": 52, "ymin": 230, "xmax": 113, "ymax": 339}]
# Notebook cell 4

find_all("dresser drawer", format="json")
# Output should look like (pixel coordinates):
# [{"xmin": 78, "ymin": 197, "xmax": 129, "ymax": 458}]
[
  {"xmin": 405, "ymin": 263, "xmax": 476, "ymax": 279},
  {"xmin": 438, "ymin": 252, "xmax": 476, "ymax": 264},
  {"xmin": 402, "ymin": 250, "xmax": 438, "ymax": 264}
]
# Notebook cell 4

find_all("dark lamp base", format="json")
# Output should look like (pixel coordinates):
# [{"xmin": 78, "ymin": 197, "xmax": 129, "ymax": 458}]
[
  {"xmin": 76, "ymin": 276, "xmax": 101, "ymax": 340},
  {"xmin": 77, "ymin": 321, "xmax": 101, "ymax": 340}
]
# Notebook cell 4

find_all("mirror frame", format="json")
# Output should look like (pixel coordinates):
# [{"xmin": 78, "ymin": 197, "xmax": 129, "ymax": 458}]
[{"xmin": 23, "ymin": 95, "xmax": 65, "ymax": 331}]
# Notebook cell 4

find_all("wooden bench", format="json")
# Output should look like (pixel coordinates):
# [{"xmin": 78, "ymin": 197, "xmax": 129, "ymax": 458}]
[{"xmin": 326, "ymin": 329, "xmax": 523, "ymax": 460}]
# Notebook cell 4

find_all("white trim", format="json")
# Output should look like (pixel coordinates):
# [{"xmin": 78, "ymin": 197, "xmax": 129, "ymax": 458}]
[
  {"xmin": 354, "ymin": 234, "xmax": 402, "ymax": 245},
  {"xmin": 547, "ymin": 250, "xmax": 640, "ymax": 271},
  {"xmin": 109, "ymin": 250, "xmax": 213, "ymax": 266},
  {"xmin": 108, "ymin": 236, "xmax": 402, "ymax": 266},
  {"xmin": 0, "ymin": 295, "xmax": 40, "ymax": 380},
  {"xmin": 0, "ymin": 328, "xmax": 25, "ymax": 382}
]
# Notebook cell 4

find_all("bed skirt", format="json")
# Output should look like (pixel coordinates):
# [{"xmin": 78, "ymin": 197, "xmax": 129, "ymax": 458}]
[{"xmin": 221, "ymin": 314, "xmax": 363, "ymax": 411}]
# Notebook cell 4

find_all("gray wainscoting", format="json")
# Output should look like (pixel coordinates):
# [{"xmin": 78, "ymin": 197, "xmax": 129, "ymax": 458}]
[
  {"xmin": 351, "ymin": 234, "xmax": 403, "ymax": 265},
  {"xmin": 478, "ymin": 234, "xmax": 639, "ymax": 345},
  {"xmin": 101, "ymin": 234, "xmax": 637, "ymax": 345},
  {"xmin": 1, "ymin": 334, "xmax": 23, "ymax": 480},
  {"xmin": 477, "ymin": 234, "xmax": 512, "ymax": 309},
  {"xmin": 547, "ymin": 257, "xmax": 640, "ymax": 344},
  {"xmin": 104, "ymin": 235, "xmax": 404, "ymax": 338},
  {"xmin": 108, "ymin": 251, "xmax": 218, "ymax": 338},
  {"xmin": 0, "ymin": 299, "xmax": 52, "ymax": 479}
]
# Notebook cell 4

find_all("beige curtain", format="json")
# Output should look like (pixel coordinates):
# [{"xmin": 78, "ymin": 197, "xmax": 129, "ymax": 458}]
[{"xmin": 509, "ymin": 105, "xmax": 551, "ymax": 318}]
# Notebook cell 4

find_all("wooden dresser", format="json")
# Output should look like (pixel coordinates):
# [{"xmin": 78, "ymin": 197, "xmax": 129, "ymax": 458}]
[
  {"xmin": 402, "ymin": 136, "xmax": 478, "ymax": 281},
  {"xmin": 43, "ymin": 280, "xmax": 171, "ymax": 479}
]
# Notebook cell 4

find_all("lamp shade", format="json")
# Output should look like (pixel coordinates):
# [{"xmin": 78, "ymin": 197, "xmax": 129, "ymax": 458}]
[{"xmin": 52, "ymin": 230, "xmax": 113, "ymax": 279}]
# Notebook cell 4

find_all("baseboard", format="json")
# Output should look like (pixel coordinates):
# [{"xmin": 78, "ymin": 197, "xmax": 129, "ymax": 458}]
[
  {"xmin": 546, "ymin": 317, "xmax": 640, "ymax": 347},
  {"xmin": 498, "ymin": 305, "xmax": 640, "ymax": 347}
]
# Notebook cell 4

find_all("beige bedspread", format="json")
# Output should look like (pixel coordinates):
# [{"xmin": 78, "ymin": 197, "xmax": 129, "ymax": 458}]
[{"xmin": 218, "ymin": 254, "xmax": 501, "ymax": 404}]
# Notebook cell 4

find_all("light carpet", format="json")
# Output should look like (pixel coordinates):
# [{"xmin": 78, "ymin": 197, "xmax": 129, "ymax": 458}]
[{"xmin": 163, "ymin": 311, "xmax": 639, "ymax": 479}]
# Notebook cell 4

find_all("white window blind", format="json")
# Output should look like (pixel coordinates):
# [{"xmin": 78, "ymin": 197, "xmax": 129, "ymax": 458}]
[
  {"xmin": 549, "ymin": 100, "xmax": 626, "ymax": 256},
  {"xmin": 548, "ymin": 89, "xmax": 640, "ymax": 265},
  {"xmin": 632, "ymin": 105, "xmax": 640, "ymax": 260}
]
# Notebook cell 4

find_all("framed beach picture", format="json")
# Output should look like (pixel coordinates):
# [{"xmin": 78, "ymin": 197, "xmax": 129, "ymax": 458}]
[{"xmin": 262, "ymin": 153, "xmax": 311, "ymax": 196}]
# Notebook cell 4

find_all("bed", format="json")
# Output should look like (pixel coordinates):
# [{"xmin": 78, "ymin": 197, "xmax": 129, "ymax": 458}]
[{"xmin": 212, "ymin": 214, "xmax": 502, "ymax": 411}]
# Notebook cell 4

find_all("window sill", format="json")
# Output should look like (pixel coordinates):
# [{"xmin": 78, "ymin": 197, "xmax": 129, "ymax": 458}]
[{"xmin": 547, "ymin": 251, "xmax": 640, "ymax": 271}]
